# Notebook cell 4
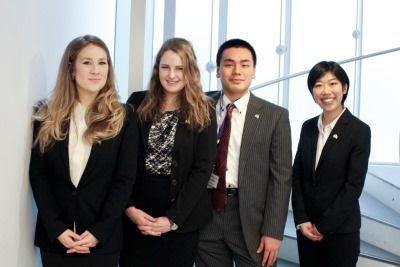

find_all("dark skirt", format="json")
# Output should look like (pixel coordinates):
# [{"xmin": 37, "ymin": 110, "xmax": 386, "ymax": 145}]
[
  {"xmin": 135, "ymin": 172, "xmax": 171, "ymax": 217},
  {"xmin": 40, "ymin": 250, "xmax": 119, "ymax": 267},
  {"xmin": 120, "ymin": 172, "xmax": 198, "ymax": 267}
]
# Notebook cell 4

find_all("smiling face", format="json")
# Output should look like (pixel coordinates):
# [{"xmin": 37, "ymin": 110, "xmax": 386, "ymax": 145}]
[
  {"xmin": 313, "ymin": 71, "xmax": 347, "ymax": 119},
  {"xmin": 158, "ymin": 50, "xmax": 185, "ymax": 98},
  {"xmin": 217, "ymin": 47, "xmax": 255, "ymax": 101},
  {"xmin": 73, "ymin": 44, "xmax": 108, "ymax": 105}
]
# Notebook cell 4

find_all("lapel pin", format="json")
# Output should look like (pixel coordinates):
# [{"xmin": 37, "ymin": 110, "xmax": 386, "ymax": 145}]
[
  {"xmin": 254, "ymin": 114, "xmax": 260, "ymax": 119},
  {"xmin": 333, "ymin": 134, "xmax": 338, "ymax": 139}
]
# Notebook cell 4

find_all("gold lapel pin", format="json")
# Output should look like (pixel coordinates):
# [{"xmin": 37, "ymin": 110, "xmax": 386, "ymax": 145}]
[
  {"xmin": 254, "ymin": 114, "xmax": 260, "ymax": 119},
  {"xmin": 333, "ymin": 134, "xmax": 338, "ymax": 139}
]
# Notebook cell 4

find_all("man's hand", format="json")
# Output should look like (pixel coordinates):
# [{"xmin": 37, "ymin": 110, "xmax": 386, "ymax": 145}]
[{"xmin": 256, "ymin": 235, "xmax": 282, "ymax": 266}]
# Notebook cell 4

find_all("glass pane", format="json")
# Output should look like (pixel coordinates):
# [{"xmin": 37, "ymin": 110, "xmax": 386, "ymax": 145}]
[
  {"xmin": 290, "ymin": 0, "xmax": 357, "ymax": 73},
  {"xmin": 153, "ymin": 0, "xmax": 165, "ymax": 63},
  {"xmin": 363, "ymin": 0, "xmax": 400, "ymax": 54},
  {"xmin": 289, "ymin": 0, "xmax": 357, "ymax": 153},
  {"xmin": 175, "ymin": 0, "xmax": 214, "ymax": 91},
  {"xmin": 227, "ymin": 0, "xmax": 282, "ymax": 103},
  {"xmin": 360, "ymin": 51, "xmax": 400, "ymax": 163}
]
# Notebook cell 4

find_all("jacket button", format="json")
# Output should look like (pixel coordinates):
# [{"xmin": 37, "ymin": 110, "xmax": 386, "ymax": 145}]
[
  {"xmin": 72, "ymin": 191, "xmax": 77, "ymax": 196},
  {"xmin": 172, "ymin": 160, "xmax": 178, "ymax": 167},
  {"xmin": 171, "ymin": 179, "xmax": 177, "ymax": 186},
  {"xmin": 171, "ymin": 198, "xmax": 175, "ymax": 202}
]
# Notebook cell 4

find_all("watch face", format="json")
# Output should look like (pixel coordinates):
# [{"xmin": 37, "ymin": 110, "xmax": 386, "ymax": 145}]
[{"xmin": 171, "ymin": 223, "xmax": 178, "ymax": 230}]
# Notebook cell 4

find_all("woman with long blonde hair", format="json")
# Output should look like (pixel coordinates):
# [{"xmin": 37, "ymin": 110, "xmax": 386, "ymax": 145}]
[
  {"xmin": 120, "ymin": 37, "xmax": 217, "ymax": 267},
  {"xmin": 30, "ymin": 35, "xmax": 137, "ymax": 267}
]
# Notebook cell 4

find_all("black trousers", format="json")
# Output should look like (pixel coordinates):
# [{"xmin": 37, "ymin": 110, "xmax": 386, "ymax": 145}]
[
  {"xmin": 296, "ymin": 230, "xmax": 360, "ymax": 267},
  {"xmin": 40, "ymin": 250, "xmax": 119, "ymax": 267},
  {"xmin": 120, "ymin": 172, "xmax": 199, "ymax": 267}
]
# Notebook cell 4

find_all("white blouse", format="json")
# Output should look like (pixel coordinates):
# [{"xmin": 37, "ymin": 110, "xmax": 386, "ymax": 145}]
[
  {"xmin": 69, "ymin": 102, "xmax": 92, "ymax": 187},
  {"xmin": 315, "ymin": 108, "xmax": 346, "ymax": 169}
]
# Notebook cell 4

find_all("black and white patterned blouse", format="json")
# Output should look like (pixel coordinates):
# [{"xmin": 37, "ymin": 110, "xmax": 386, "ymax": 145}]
[{"xmin": 145, "ymin": 111, "xmax": 179, "ymax": 175}]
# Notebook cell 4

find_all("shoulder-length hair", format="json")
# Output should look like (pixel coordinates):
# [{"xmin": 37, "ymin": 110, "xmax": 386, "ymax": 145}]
[
  {"xmin": 137, "ymin": 37, "xmax": 212, "ymax": 132},
  {"xmin": 33, "ymin": 35, "xmax": 125, "ymax": 153}
]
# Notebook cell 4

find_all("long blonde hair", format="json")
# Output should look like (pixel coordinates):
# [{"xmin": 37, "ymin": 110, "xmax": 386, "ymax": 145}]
[
  {"xmin": 33, "ymin": 35, "xmax": 125, "ymax": 153},
  {"xmin": 137, "ymin": 37, "xmax": 212, "ymax": 132}
]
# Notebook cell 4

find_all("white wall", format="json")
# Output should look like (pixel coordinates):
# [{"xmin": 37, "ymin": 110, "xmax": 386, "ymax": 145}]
[{"xmin": 0, "ymin": 0, "xmax": 116, "ymax": 266}]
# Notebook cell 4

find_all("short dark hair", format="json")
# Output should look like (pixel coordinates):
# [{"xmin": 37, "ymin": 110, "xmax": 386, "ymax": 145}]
[
  {"xmin": 216, "ymin": 39, "xmax": 257, "ymax": 67},
  {"xmin": 307, "ymin": 61, "xmax": 350, "ymax": 104}
]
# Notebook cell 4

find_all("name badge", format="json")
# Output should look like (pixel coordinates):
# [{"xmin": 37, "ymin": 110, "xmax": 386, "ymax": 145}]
[{"xmin": 207, "ymin": 173, "xmax": 219, "ymax": 189}]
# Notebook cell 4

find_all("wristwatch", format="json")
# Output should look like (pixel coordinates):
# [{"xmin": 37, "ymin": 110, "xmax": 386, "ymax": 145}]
[{"xmin": 168, "ymin": 218, "xmax": 178, "ymax": 230}]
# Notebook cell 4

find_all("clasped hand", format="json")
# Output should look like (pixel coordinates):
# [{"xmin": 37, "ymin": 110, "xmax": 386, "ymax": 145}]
[
  {"xmin": 57, "ymin": 229, "xmax": 98, "ymax": 254},
  {"xmin": 299, "ymin": 221, "xmax": 323, "ymax": 241},
  {"xmin": 125, "ymin": 206, "xmax": 171, "ymax": 236}
]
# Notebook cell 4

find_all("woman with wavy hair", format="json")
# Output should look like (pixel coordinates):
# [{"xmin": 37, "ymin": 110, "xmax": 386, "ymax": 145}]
[
  {"xmin": 30, "ymin": 35, "xmax": 137, "ymax": 267},
  {"xmin": 120, "ymin": 37, "xmax": 217, "ymax": 267}
]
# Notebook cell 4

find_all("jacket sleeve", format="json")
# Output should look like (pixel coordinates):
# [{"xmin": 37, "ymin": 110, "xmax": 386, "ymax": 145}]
[
  {"xmin": 88, "ymin": 106, "xmax": 138, "ymax": 244},
  {"xmin": 165, "ymin": 109, "xmax": 217, "ymax": 227},
  {"xmin": 261, "ymin": 108, "xmax": 293, "ymax": 240},
  {"xmin": 291, "ymin": 124, "xmax": 310, "ymax": 226},
  {"xmin": 29, "ymin": 121, "xmax": 68, "ymax": 243}
]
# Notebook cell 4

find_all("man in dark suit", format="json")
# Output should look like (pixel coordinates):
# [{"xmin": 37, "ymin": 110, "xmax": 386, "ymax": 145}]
[{"xmin": 196, "ymin": 39, "xmax": 292, "ymax": 267}]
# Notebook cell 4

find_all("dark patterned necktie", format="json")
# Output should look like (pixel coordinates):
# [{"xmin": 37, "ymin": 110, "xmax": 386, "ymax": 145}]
[{"xmin": 213, "ymin": 103, "xmax": 235, "ymax": 211}]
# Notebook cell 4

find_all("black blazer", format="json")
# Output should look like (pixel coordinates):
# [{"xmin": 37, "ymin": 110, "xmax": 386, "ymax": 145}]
[
  {"xmin": 29, "ymin": 105, "xmax": 138, "ymax": 254},
  {"xmin": 127, "ymin": 91, "xmax": 217, "ymax": 233},
  {"xmin": 292, "ymin": 109, "xmax": 371, "ymax": 235}
]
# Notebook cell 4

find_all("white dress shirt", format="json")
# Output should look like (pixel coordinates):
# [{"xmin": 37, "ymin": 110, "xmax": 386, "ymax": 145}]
[
  {"xmin": 69, "ymin": 102, "xmax": 92, "ymax": 187},
  {"xmin": 315, "ymin": 108, "xmax": 346, "ymax": 169},
  {"xmin": 216, "ymin": 91, "xmax": 250, "ymax": 188}
]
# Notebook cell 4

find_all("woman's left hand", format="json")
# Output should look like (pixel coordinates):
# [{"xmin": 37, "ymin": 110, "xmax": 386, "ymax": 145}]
[{"xmin": 137, "ymin": 216, "xmax": 171, "ymax": 236}]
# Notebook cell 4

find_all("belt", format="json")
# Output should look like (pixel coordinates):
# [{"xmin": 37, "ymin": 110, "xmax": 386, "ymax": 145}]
[
  {"xmin": 207, "ymin": 188, "xmax": 238, "ymax": 196},
  {"xmin": 226, "ymin": 188, "xmax": 238, "ymax": 196}
]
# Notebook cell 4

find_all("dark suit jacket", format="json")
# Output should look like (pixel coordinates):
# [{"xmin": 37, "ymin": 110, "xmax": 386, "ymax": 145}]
[
  {"xmin": 208, "ymin": 91, "xmax": 292, "ymax": 263},
  {"xmin": 292, "ymin": 109, "xmax": 371, "ymax": 235},
  {"xmin": 29, "ymin": 105, "xmax": 138, "ymax": 254},
  {"xmin": 126, "ymin": 91, "xmax": 217, "ymax": 233}
]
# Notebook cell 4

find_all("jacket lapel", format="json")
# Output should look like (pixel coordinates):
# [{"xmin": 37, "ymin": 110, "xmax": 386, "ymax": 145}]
[
  {"xmin": 79, "ymin": 143, "xmax": 101, "ymax": 185},
  {"xmin": 58, "ymin": 122, "xmax": 71, "ymax": 182},
  {"xmin": 316, "ymin": 109, "xmax": 351, "ymax": 171},
  {"xmin": 304, "ymin": 119, "xmax": 319, "ymax": 181},
  {"xmin": 61, "ymin": 120, "xmax": 100, "ymax": 187},
  {"xmin": 238, "ymin": 94, "xmax": 263, "ymax": 182},
  {"xmin": 59, "ymin": 136, "xmax": 70, "ymax": 179},
  {"xmin": 172, "ymin": 120, "xmax": 188, "ymax": 154},
  {"xmin": 140, "ymin": 120, "xmax": 151, "ymax": 153}
]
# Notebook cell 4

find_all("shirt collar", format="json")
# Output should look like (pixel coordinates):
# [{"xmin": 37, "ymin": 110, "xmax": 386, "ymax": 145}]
[
  {"xmin": 221, "ymin": 91, "xmax": 250, "ymax": 114},
  {"xmin": 317, "ymin": 107, "xmax": 346, "ymax": 132}
]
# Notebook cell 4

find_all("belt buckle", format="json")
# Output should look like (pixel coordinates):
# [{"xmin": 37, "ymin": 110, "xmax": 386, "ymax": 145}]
[{"xmin": 226, "ymin": 188, "xmax": 238, "ymax": 196}]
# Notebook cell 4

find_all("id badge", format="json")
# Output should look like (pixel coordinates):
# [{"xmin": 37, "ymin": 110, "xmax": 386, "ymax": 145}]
[{"xmin": 207, "ymin": 173, "xmax": 219, "ymax": 189}]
